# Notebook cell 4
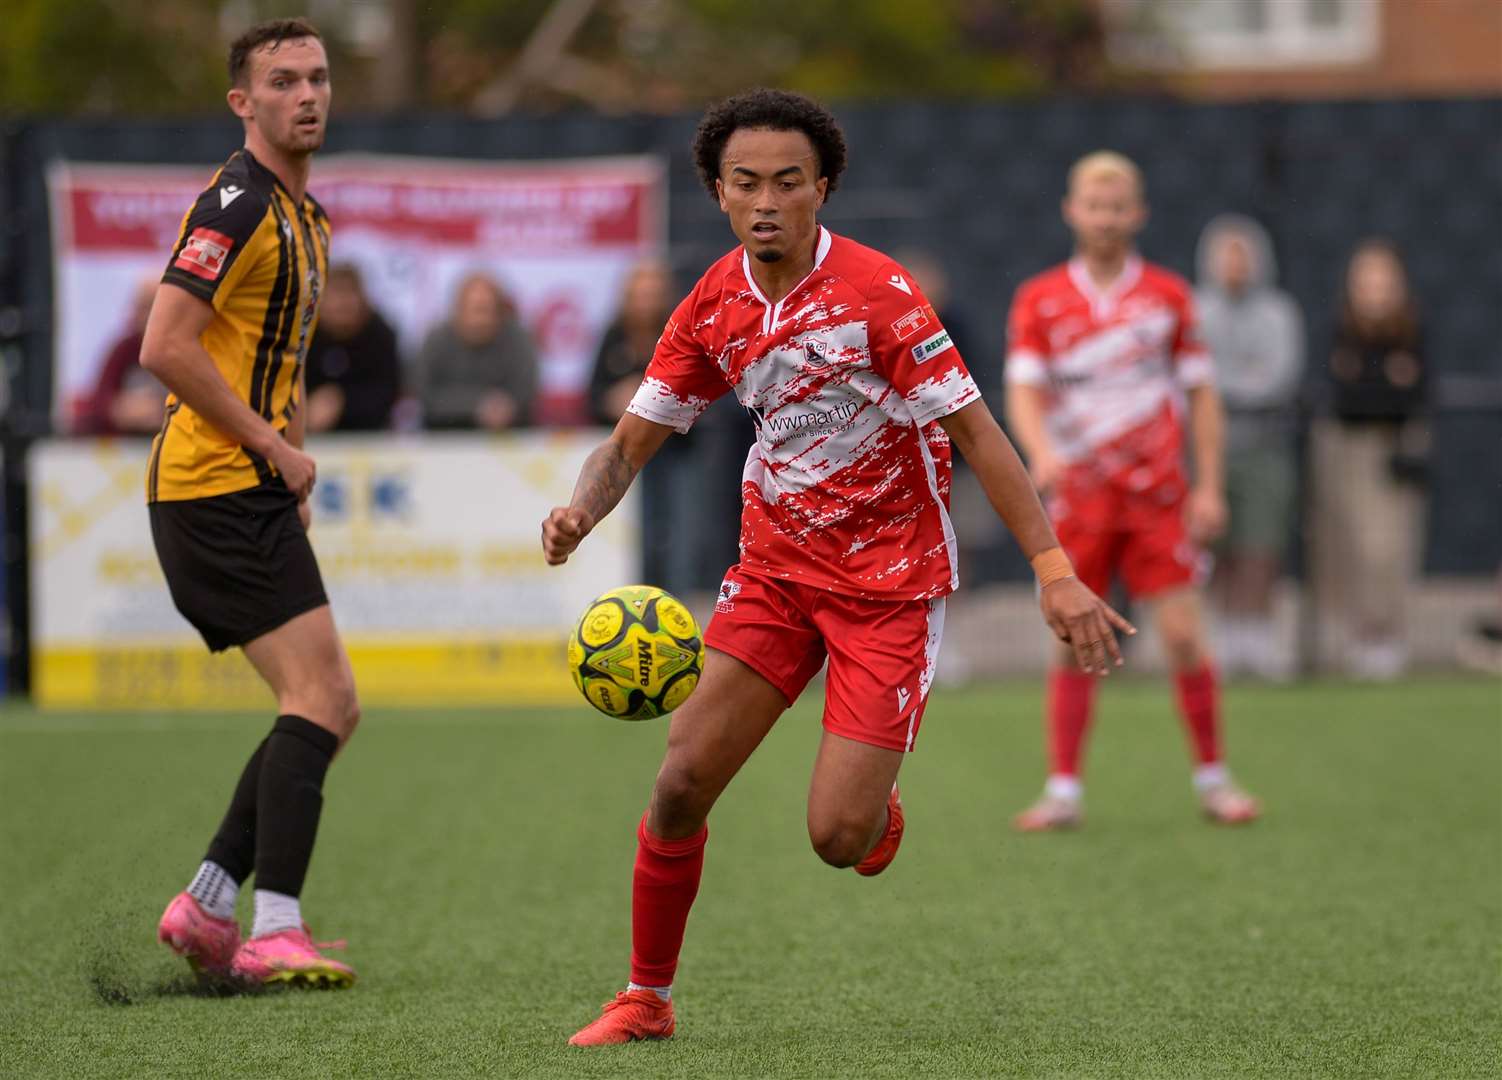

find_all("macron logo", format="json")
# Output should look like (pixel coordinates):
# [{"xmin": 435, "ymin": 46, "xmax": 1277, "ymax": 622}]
[
  {"xmin": 219, "ymin": 184, "xmax": 245, "ymax": 209},
  {"xmin": 887, "ymin": 275, "xmax": 912, "ymax": 295},
  {"xmin": 897, "ymin": 687, "xmax": 911, "ymax": 713}
]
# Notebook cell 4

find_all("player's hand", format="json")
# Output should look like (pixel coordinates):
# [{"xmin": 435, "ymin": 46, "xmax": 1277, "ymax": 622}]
[
  {"xmin": 1028, "ymin": 448, "xmax": 1065, "ymax": 495},
  {"xmin": 270, "ymin": 441, "xmax": 317, "ymax": 501},
  {"xmin": 1185, "ymin": 485, "xmax": 1228, "ymax": 545},
  {"xmin": 541, "ymin": 506, "xmax": 595, "ymax": 566},
  {"xmin": 298, "ymin": 499, "xmax": 313, "ymax": 531},
  {"xmin": 1040, "ymin": 577, "xmax": 1136, "ymax": 676}
]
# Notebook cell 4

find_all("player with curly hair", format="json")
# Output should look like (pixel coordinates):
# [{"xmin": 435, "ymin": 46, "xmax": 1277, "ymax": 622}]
[{"xmin": 543, "ymin": 89, "xmax": 1133, "ymax": 1045}]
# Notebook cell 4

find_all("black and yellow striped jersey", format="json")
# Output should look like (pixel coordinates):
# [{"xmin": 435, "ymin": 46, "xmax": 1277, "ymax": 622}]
[{"xmin": 147, "ymin": 148, "xmax": 331, "ymax": 502}]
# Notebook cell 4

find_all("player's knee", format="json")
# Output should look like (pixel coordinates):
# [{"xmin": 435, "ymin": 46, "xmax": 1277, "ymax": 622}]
[
  {"xmin": 283, "ymin": 676, "xmax": 360, "ymax": 744},
  {"xmin": 651, "ymin": 761, "xmax": 714, "ymax": 831},
  {"xmin": 1161, "ymin": 623, "xmax": 1208, "ymax": 670},
  {"xmin": 808, "ymin": 816, "xmax": 875, "ymax": 868}
]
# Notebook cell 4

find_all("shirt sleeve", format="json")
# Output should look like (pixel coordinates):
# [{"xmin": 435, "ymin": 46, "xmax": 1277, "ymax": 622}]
[
  {"xmin": 865, "ymin": 262, "xmax": 982, "ymax": 427},
  {"xmin": 625, "ymin": 289, "xmax": 730, "ymax": 433},
  {"xmin": 1004, "ymin": 282, "xmax": 1050, "ymax": 387},
  {"xmin": 160, "ymin": 174, "xmax": 266, "ymax": 307},
  {"xmin": 1171, "ymin": 285, "xmax": 1216, "ymax": 390}
]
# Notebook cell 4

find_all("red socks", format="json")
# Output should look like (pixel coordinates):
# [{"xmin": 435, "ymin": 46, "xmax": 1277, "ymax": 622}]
[
  {"xmin": 1174, "ymin": 664, "xmax": 1222, "ymax": 766},
  {"xmin": 1046, "ymin": 669, "xmax": 1098, "ymax": 778},
  {"xmin": 629, "ymin": 814, "xmax": 707, "ymax": 988}
]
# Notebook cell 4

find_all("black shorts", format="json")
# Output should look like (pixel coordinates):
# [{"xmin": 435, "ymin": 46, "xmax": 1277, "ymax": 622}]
[{"xmin": 149, "ymin": 480, "xmax": 328, "ymax": 652}]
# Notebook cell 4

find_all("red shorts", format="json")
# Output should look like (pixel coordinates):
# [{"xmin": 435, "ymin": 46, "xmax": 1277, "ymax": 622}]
[
  {"xmin": 1048, "ymin": 475, "xmax": 1207, "ymax": 600},
  {"xmin": 704, "ymin": 566, "xmax": 946, "ymax": 753}
]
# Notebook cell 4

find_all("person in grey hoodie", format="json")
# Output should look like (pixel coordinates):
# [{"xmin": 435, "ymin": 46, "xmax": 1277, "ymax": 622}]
[
  {"xmin": 415, "ymin": 271, "xmax": 539, "ymax": 430},
  {"xmin": 1195, "ymin": 214, "xmax": 1305, "ymax": 680}
]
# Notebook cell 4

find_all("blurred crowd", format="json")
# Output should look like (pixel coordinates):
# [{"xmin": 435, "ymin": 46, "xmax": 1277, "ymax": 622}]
[{"xmin": 78, "ymin": 225, "xmax": 1490, "ymax": 680}]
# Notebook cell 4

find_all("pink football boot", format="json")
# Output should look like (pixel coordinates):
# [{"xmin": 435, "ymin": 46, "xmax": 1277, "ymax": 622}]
[
  {"xmin": 158, "ymin": 892, "xmax": 241, "ymax": 975},
  {"xmin": 231, "ymin": 925, "xmax": 356, "ymax": 988}
]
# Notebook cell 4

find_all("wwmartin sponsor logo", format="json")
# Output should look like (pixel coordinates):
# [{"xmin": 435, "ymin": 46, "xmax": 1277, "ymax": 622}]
[
  {"xmin": 910, "ymin": 328, "xmax": 953, "ymax": 365},
  {"xmin": 759, "ymin": 399, "xmax": 859, "ymax": 439}
]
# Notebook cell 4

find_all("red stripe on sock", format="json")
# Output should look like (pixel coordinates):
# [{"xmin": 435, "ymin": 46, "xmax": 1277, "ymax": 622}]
[
  {"xmin": 1174, "ymin": 664, "xmax": 1222, "ymax": 765},
  {"xmin": 629, "ymin": 813, "xmax": 707, "ymax": 988},
  {"xmin": 1047, "ymin": 669, "xmax": 1097, "ymax": 777}
]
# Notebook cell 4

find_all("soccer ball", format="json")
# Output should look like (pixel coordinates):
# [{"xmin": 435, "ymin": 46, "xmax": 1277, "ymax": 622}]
[{"xmin": 567, "ymin": 585, "xmax": 705, "ymax": 721}]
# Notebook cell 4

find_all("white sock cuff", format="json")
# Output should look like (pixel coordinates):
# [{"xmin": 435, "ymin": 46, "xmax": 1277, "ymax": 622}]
[
  {"xmin": 1045, "ymin": 774, "xmax": 1083, "ymax": 801},
  {"xmin": 186, "ymin": 860, "xmax": 239, "ymax": 921},
  {"xmin": 1193, "ymin": 762, "xmax": 1229, "ymax": 792},
  {"xmin": 251, "ymin": 889, "xmax": 303, "ymax": 939},
  {"xmin": 627, "ymin": 981, "xmax": 671, "ymax": 1002}
]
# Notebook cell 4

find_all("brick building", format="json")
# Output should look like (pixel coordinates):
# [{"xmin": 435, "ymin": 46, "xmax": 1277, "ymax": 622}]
[{"xmin": 1103, "ymin": 0, "xmax": 1502, "ymax": 99}]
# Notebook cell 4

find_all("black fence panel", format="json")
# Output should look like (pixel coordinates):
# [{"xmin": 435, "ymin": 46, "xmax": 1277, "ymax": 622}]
[{"xmin": 5, "ymin": 97, "xmax": 1499, "ymax": 580}]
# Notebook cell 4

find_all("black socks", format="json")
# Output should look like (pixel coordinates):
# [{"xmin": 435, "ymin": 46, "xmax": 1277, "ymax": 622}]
[
  {"xmin": 204, "ymin": 735, "xmax": 270, "ymax": 883},
  {"xmin": 253, "ymin": 714, "xmax": 339, "ymax": 897}
]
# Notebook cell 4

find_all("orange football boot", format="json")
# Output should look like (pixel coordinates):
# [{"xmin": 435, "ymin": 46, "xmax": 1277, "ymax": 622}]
[{"xmin": 568, "ymin": 988, "xmax": 675, "ymax": 1046}]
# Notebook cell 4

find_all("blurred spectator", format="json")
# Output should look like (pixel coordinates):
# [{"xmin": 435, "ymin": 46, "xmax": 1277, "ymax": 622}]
[
  {"xmin": 587, "ymin": 260, "xmax": 705, "ymax": 598},
  {"xmin": 896, "ymin": 249, "xmax": 977, "ymax": 374},
  {"xmin": 1310, "ymin": 238, "xmax": 1428, "ymax": 680},
  {"xmin": 414, "ymin": 272, "xmax": 538, "ymax": 430},
  {"xmin": 75, "ymin": 275, "xmax": 166, "ymax": 435},
  {"xmin": 304, "ymin": 263, "xmax": 402, "ymax": 432},
  {"xmin": 1195, "ymin": 214, "xmax": 1305, "ymax": 680},
  {"xmin": 587, "ymin": 260, "xmax": 673, "ymax": 425}
]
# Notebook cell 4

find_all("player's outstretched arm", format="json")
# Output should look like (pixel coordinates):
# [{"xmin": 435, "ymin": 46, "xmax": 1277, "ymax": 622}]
[
  {"xmin": 541, "ymin": 412, "xmax": 674, "ymax": 566},
  {"xmin": 938, "ymin": 401, "xmax": 1136, "ymax": 675},
  {"xmin": 141, "ymin": 283, "xmax": 317, "ymax": 500},
  {"xmin": 1184, "ymin": 383, "xmax": 1228, "ymax": 544},
  {"xmin": 1005, "ymin": 383, "xmax": 1064, "ymax": 494}
]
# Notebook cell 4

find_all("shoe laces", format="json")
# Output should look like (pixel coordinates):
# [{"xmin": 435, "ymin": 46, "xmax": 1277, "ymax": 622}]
[
  {"xmin": 602, "ymin": 989, "xmax": 660, "ymax": 1013},
  {"xmin": 300, "ymin": 923, "xmax": 347, "ymax": 951}
]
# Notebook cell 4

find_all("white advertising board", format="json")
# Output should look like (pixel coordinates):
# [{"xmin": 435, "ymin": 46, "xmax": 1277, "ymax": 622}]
[{"xmin": 29, "ymin": 433, "xmax": 637, "ymax": 709}]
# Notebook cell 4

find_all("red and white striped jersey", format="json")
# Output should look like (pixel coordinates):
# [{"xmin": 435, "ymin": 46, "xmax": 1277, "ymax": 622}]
[
  {"xmin": 628, "ymin": 227, "xmax": 981, "ymax": 600},
  {"xmin": 1006, "ymin": 255, "xmax": 1213, "ymax": 490}
]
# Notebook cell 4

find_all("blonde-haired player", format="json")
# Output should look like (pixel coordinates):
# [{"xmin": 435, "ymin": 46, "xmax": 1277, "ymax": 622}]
[{"xmin": 1006, "ymin": 150, "xmax": 1261, "ymax": 829}]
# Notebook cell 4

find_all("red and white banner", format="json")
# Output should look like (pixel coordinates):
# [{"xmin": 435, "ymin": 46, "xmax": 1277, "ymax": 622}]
[{"xmin": 48, "ymin": 154, "xmax": 665, "ymax": 425}]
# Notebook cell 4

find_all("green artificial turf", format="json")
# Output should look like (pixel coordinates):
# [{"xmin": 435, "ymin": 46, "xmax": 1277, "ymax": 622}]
[{"xmin": 0, "ymin": 678, "xmax": 1497, "ymax": 1078}]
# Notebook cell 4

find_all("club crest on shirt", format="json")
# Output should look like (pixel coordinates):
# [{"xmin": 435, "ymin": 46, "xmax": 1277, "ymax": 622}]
[{"xmin": 716, "ymin": 578, "xmax": 742, "ymax": 613}]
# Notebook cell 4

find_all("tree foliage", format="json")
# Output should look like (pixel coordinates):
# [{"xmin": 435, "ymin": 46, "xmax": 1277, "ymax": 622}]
[{"xmin": 0, "ymin": 0, "xmax": 1115, "ymax": 116}]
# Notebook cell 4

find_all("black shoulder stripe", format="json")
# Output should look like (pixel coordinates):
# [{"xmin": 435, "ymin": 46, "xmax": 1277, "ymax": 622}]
[
  {"xmin": 249, "ymin": 196, "xmax": 293, "ymax": 419},
  {"xmin": 259, "ymin": 195, "xmax": 303, "ymax": 422},
  {"xmin": 161, "ymin": 151, "xmax": 272, "ymax": 301}
]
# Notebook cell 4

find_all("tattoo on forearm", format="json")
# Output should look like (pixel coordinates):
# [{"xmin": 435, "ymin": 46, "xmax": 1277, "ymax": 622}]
[{"xmin": 572, "ymin": 442, "xmax": 638, "ymax": 524}]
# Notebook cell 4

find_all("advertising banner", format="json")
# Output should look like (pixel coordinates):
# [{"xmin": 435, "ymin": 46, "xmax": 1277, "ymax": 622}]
[
  {"xmin": 29, "ymin": 434, "xmax": 637, "ymax": 709},
  {"xmin": 48, "ymin": 154, "xmax": 665, "ymax": 425}
]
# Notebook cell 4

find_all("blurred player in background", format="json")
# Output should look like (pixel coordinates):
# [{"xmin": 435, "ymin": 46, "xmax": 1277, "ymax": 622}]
[
  {"xmin": 141, "ymin": 18, "xmax": 357, "ymax": 987},
  {"xmin": 1005, "ymin": 152, "xmax": 1261, "ymax": 831},
  {"xmin": 542, "ymin": 89, "xmax": 1132, "ymax": 1046}
]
